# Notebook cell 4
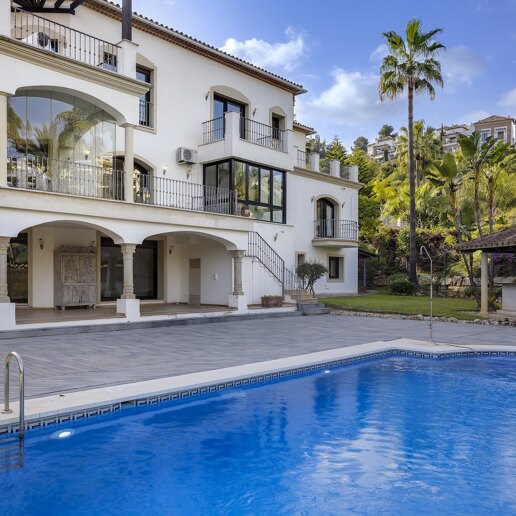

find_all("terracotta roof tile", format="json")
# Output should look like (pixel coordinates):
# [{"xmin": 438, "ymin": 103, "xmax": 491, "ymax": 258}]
[
  {"xmin": 456, "ymin": 226, "xmax": 516, "ymax": 252},
  {"xmin": 86, "ymin": 0, "xmax": 306, "ymax": 94}
]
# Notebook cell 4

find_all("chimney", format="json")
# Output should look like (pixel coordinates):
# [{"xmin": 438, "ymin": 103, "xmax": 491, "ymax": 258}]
[{"xmin": 122, "ymin": 0, "xmax": 132, "ymax": 41}]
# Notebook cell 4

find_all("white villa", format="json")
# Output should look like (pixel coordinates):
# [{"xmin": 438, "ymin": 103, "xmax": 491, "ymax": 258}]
[{"xmin": 0, "ymin": 0, "xmax": 360, "ymax": 328}]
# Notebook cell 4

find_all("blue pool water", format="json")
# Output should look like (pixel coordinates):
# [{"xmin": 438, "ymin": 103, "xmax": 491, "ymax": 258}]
[{"xmin": 1, "ymin": 357, "xmax": 515, "ymax": 515}]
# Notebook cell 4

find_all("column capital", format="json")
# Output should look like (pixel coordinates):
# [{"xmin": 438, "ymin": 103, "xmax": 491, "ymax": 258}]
[
  {"xmin": 120, "ymin": 243, "xmax": 137, "ymax": 254},
  {"xmin": 0, "ymin": 236, "xmax": 11, "ymax": 252},
  {"xmin": 231, "ymin": 249, "xmax": 246, "ymax": 259}
]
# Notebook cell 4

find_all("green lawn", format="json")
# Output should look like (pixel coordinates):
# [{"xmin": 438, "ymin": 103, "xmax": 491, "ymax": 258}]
[{"xmin": 320, "ymin": 291, "xmax": 481, "ymax": 320}]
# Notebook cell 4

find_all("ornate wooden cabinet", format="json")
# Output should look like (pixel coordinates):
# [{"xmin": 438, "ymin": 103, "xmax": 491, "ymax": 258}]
[{"xmin": 54, "ymin": 246, "xmax": 97, "ymax": 309}]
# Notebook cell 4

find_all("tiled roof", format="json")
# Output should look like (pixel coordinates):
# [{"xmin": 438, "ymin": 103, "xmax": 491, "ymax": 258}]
[
  {"xmin": 293, "ymin": 121, "xmax": 316, "ymax": 134},
  {"xmin": 456, "ymin": 226, "xmax": 516, "ymax": 252},
  {"xmin": 86, "ymin": 0, "xmax": 306, "ymax": 94},
  {"xmin": 474, "ymin": 115, "xmax": 515, "ymax": 124}
]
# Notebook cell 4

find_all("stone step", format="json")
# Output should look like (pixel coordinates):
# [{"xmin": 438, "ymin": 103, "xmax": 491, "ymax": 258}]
[{"xmin": 301, "ymin": 306, "xmax": 331, "ymax": 316}]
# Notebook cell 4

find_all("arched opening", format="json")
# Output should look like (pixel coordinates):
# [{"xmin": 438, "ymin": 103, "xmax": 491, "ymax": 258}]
[
  {"xmin": 315, "ymin": 198, "xmax": 338, "ymax": 238},
  {"xmin": 7, "ymin": 88, "xmax": 122, "ymax": 199},
  {"xmin": 114, "ymin": 156, "xmax": 153, "ymax": 203}
]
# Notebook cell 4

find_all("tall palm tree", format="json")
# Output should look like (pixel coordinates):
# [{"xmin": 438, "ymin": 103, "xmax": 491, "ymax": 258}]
[{"xmin": 379, "ymin": 19, "xmax": 445, "ymax": 284}]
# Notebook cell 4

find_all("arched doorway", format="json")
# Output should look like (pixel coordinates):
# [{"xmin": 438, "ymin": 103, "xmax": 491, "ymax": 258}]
[{"xmin": 316, "ymin": 198, "xmax": 337, "ymax": 238}]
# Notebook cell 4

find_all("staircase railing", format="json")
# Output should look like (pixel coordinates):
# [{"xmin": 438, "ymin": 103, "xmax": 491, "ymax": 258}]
[{"xmin": 247, "ymin": 232, "xmax": 298, "ymax": 296}]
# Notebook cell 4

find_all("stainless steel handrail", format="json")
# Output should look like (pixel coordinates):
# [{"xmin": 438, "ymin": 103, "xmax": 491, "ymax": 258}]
[{"xmin": 2, "ymin": 352, "xmax": 25, "ymax": 439}]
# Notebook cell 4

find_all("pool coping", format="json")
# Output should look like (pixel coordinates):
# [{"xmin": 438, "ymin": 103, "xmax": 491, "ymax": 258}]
[{"xmin": 1, "ymin": 339, "xmax": 515, "ymax": 436}]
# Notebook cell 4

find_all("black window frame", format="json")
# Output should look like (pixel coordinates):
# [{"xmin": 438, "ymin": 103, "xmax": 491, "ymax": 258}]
[
  {"xmin": 328, "ymin": 256, "xmax": 343, "ymax": 280},
  {"xmin": 136, "ymin": 66, "xmax": 152, "ymax": 128},
  {"xmin": 203, "ymin": 159, "xmax": 286, "ymax": 224}
]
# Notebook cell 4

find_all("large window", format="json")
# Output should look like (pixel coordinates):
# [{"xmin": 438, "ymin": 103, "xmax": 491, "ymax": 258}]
[
  {"xmin": 7, "ymin": 233, "xmax": 28, "ymax": 303},
  {"xmin": 7, "ymin": 89, "xmax": 117, "ymax": 167},
  {"xmin": 203, "ymin": 159, "xmax": 286, "ymax": 223}
]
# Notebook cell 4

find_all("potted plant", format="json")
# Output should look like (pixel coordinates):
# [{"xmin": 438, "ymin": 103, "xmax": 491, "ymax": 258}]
[{"xmin": 261, "ymin": 295, "xmax": 283, "ymax": 307}]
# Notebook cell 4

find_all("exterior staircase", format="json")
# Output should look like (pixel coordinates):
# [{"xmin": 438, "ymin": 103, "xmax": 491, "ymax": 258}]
[
  {"xmin": 284, "ymin": 289, "xmax": 331, "ymax": 316},
  {"xmin": 247, "ymin": 232, "xmax": 330, "ymax": 315}
]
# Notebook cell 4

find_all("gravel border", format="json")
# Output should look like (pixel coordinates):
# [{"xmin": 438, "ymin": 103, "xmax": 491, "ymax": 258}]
[{"xmin": 330, "ymin": 310, "xmax": 516, "ymax": 326}]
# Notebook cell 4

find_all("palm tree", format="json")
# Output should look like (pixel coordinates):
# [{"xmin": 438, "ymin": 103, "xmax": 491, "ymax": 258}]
[{"xmin": 379, "ymin": 19, "xmax": 445, "ymax": 284}]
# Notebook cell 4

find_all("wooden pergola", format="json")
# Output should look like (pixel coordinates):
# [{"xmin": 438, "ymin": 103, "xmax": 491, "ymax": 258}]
[
  {"xmin": 12, "ymin": 0, "xmax": 87, "ymax": 14},
  {"xmin": 456, "ymin": 226, "xmax": 516, "ymax": 315}
]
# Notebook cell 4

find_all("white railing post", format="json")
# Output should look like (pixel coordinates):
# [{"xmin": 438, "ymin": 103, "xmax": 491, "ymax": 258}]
[
  {"xmin": 329, "ymin": 159, "xmax": 340, "ymax": 177},
  {"xmin": 349, "ymin": 165, "xmax": 359, "ymax": 182},
  {"xmin": 117, "ymin": 39, "xmax": 138, "ymax": 77},
  {"xmin": 0, "ymin": 0, "xmax": 10, "ymax": 37},
  {"xmin": 309, "ymin": 152, "xmax": 320, "ymax": 172}
]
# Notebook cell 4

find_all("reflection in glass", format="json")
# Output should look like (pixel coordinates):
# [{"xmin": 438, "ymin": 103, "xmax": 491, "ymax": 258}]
[
  {"xmin": 260, "ymin": 169, "xmax": 270, "ymax": 203},
  {"xmin": 248, "ymin": 165, "xmax": 259, "ymax": 202},
  {"xmin": 7, "ymin": 89, "xmax": 116, "ymax": 167}
]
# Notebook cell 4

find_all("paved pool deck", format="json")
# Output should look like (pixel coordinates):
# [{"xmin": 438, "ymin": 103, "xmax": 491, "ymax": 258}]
[{"xmin": 0, "ymin": 314, "xmax": 514, "ymax": 403}]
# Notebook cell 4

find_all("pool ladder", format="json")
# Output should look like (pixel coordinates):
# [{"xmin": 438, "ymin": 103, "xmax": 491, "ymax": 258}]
[{"xmin": 2, "ymin": 351, "xmax": 25, "ymax": 439}]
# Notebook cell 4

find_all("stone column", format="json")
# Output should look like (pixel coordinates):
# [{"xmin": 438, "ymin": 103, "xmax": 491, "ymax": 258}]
[
  {"xmin": 232, "ymin": 250, "xmax": 245, "ymax": 296},
  {"xmin": 228, "ymin": 250, "xmax": 247, "ymax": 311},
  {"xmin": 480, "ymin": 251, "xmax": 488, "ymax": 315},
  {"xmin": 121, "ymin": 244, "xmax": 136, "ymax": 299},
  {"xmin": 329, "ymin": 159, "xmax": 340, "ymax": 178},
  {"xmin": 0, "ymin": 92, "xmax": 9, "ymax": 188},
  {"xmin": 123, "ymin": 124, "xmax": 135, "ymax": 203},
  {"xmin": 0, "ymin": 236, "xmax": 16, "ymax": 329},
  {"xmin": 0, "ymin": 236, "xmax": 10, "ymax": 303},
  {"xmin": 116, "ymin": 243, "xmax": 140, "ymax": 320}
]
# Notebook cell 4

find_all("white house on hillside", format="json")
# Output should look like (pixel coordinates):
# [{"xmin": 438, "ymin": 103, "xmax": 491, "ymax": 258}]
[{"xmin": 0, "ymin": 0, "xmax": 360, "ymax": 328}]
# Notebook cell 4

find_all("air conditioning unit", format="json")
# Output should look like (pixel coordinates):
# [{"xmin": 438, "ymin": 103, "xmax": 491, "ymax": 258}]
[{"xmin": 176, "ymin": 147, "xmax": 197, "ymax": 164}]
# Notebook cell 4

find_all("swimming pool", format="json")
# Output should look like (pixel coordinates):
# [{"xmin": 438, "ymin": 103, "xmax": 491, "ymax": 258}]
[{"xmin": 1, "ymin": 356, "xmax": 515, "ymax": 515}]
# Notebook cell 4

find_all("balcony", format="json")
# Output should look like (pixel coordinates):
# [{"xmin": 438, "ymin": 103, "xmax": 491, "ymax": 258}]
[
  {"xmin": 312, "ymin": 219, "xmax": 359, "ymax": 248},
  {"xmin": 7, "ymin": 156, "xmax": 124, "ymax": 200},
  {"xmin": 200, "ymin": 110, "xmax": 292, "ymax": 171},
  {"xmin": 202, "ymin": 116, "xmax": 287, "ymax": 152},
  {"xmin": 134, "ymin": 173, "xmax": 238, "ymax": 216},
  {"xmin": 6, "ymin": 156, "xmax": 238, "ymax": 217},
  {"xmin": 9, "ymin": 7, "xmax": 121, "ymax": 73}
]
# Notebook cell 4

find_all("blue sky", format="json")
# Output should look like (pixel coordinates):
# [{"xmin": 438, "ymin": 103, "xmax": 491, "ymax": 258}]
[{"xmin": 133, "ymin": 0, "xmax": 516, "ymax": 149}]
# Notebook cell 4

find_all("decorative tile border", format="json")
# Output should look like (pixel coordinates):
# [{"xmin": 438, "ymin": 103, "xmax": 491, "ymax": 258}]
[{"xmin": 1, "ymin": 349, "xmax": 515, "ymax": 437}]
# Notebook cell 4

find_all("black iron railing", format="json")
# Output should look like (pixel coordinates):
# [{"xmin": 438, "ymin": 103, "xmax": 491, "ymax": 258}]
[
  {"xmin": 240, "ymin": 118, "xmax": 286, "ymax": 152},
  {"xmin": 7, "ymin": 156, "xmax": 124, "ymax": 200},
  {"xmin": 139, "ymin": 100, "xmax": 152, "ymax": 127},
  {"xmin": 314, "ymin": 219, "xmax": 358, "ymax": 240},
  {"xmin": 201, "ymin": 117, "xmax": 224, "ymax": 144},
  {"xmin": 134, "ymin": 172, "xmax": 238, "ymax": 215},
  {"xmin": 11, "ymin": 7, "xmax": 120, "ymax": 72},
  {"xmin": 247, "ymin": 231, "xmax": 298, "ymax": 294}
]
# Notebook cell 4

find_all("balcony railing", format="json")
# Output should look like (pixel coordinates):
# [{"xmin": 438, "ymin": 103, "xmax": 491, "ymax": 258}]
[
  {"xmin": 11, "ymin": 7, "xmax": 120, "ymax": 72},
  {"xmin": 297, "ymin": 149, "xmax": 308, "ymax": 168},
  {"xmin": 314, "ymin": 219, "xmax": 358, "ymax": 240},
  {"xmin": 240, "ymin": 118, "xmax": 286, "ymax": 152},
  {"xmin": 202, "ymin": 117, "xmax": 224, "ymax": 144},
  {"xmin": 134, "ymin": 172, "xmax": 238, "ymax": 215},
  {"xmin": 201, "ymin": 117, "xmax": 287, "ymax": 151},
  {"xmin": 139, "ymin": 100, "xmax": 152, "ymax": 128},
  {"xmin": 7, "ymin": 156, "xmax": 124, "ymax": 200}
]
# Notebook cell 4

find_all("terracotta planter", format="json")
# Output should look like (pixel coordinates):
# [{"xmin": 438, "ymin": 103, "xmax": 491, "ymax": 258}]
[{"xmin": 261, "ymin": 296, "xmax": 283, "ymax": 308}]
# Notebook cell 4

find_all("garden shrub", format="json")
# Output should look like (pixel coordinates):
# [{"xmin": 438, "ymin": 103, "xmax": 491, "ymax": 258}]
[{"xmin": 390, "ymin": 278, "xmax": 417, "ymax": 296}]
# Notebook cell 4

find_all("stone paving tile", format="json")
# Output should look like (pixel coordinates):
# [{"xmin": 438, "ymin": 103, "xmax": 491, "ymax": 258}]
[{"xmin": 0, "ymin": 314, "xmax": 514, "ymax": 402}]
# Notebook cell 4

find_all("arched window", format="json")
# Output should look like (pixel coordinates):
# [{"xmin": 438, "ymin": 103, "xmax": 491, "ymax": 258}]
[{"xmin": 316, "ymin": 198, "xmax": 337, "ymax": 238}]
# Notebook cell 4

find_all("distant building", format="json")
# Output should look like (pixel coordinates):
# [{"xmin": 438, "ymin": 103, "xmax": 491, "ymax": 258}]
[
  {"xmin": 440, "ymin": 124, "xmax": 473, "ymax": 152},
  {"xmin": 473, "ymin": 115, "xmax": 516, "ymax": 146},
  {"xmin": 367, "ymin": 136, "xmax": 397, "ymax": 163}
]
